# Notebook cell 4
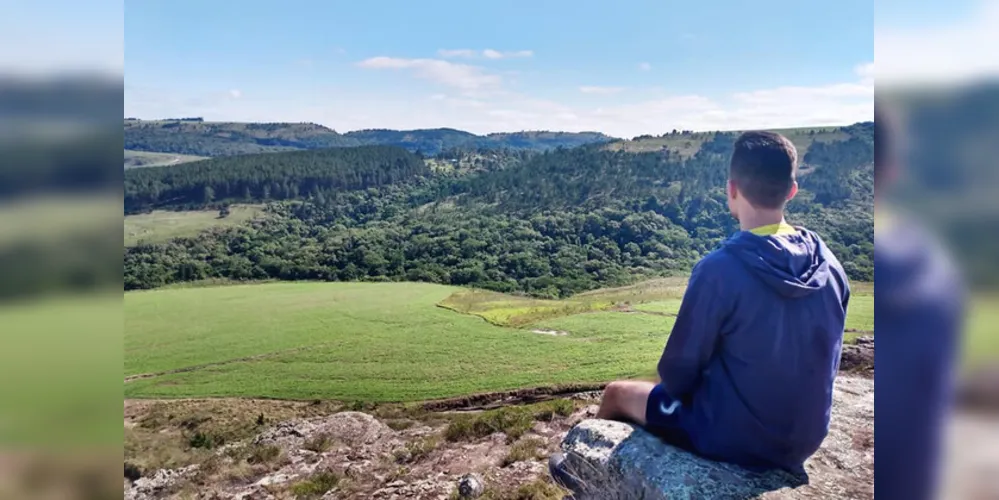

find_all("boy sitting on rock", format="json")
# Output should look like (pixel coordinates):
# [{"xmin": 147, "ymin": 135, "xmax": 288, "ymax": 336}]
[{"xmin": 552, "ymin": 131, "xmax": 850, "ymax": 488}]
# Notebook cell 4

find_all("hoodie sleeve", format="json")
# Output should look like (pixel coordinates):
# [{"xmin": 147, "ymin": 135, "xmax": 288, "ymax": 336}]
[{"xmin": 657, "ymin": 256, "xmax": 731, "ymax": 399}]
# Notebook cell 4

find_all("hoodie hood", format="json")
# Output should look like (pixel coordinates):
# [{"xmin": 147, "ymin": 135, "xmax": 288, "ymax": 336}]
[{"xmin": 723, "ymin": 227, "xmax": 831, "ymax": 298}]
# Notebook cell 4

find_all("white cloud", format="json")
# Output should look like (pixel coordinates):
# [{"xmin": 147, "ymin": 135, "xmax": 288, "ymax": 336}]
[
  {"xmin": 357, "ymin": 56, "xmax": 501, "ymax": 90},
  {"xmin": 483, "ymin": 49, "xmax": 533, "ymax": 59},
  {"xmin": 438, "ymin": 49, "xmax": 477, "ymax": 58},
  {"xmin": 130, "ymin": 55, "xmax": 872, "ymax": 139},
  {"xmin": 229, "ymin": 89, "xmax": 242, "ymax": 99},
  {"xmin": 855, "ymin": 62, "xmax": 873, "ymax": 80},
  {"xmin": 439, "ymin": 49, "xmax": 533, "ymax": 59},
  {"xmin": 876, "ymin": 1, "xmax": 999, "ymax": 85},
  {"xmin": 638, "ymin": 62, "xmax": 652, "ymax": 71},
  {"xmin": 579, "ymin": 86, "xmax": 625, "ymax": 95}
]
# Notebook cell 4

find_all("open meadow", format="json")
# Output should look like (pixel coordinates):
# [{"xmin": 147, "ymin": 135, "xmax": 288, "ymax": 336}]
[
  {"xmin": 603, "ymin": 126, "xmax": 850, "ymax": 159},
  {"xmin": 124, "ymin": 205, "xmax": 265, "ymax": 246},
  {"xmin": 125, "ymin": 279, "xmax": 876, "ymax": 403},
  {"xmin": 124, "ymin": 149, "xmax": 207, "ymax": 169}
]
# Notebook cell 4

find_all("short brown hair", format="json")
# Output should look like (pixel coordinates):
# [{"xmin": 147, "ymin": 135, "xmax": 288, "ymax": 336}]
[{"xmin": 729, "ymin": 131, "xmax": 798, "ymax": 209}]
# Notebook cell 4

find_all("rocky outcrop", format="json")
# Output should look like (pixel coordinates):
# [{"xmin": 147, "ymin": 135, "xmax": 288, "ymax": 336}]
[
  {"xmin": 839, "ymin": 336, "xmax": 874, "ymax": 375},
  {"xmin": 558, "ymin": 376, "xmax": 875, "ymax": 500},
  {"xmin": 254, "ymin": 411, "xmax": 393, "ymax": 449},
  {"xmin": 125, "ymin": 465, "xmax": 199, "ymax": 500}
]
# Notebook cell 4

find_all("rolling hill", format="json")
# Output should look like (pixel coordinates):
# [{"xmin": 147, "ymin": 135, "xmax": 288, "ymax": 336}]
[
  {"xmin": 124, "ymin": 120, "xmax": 360, "ymax": 156},
  {"xmin": 124, "ymin": 119, "xmax": 615, "ymax": 157},
  {"xmin": 124, "ymin": 121, "xmax": 874, "ymax": 295}
]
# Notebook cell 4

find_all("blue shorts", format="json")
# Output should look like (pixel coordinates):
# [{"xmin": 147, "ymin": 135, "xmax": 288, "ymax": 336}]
[{"xmin": 644, "ymin": 384, "xmax": 695, "ymax": 451}]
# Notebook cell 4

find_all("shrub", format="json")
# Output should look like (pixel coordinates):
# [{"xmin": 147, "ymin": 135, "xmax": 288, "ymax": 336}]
[
  {"xmin": 530, "ymin": 400, "xmax": 574, "ymax": 421},
  {"xmin": 502, "ymin": 437, "xmax": 547, "ymax": 467},
  {"xmin": 303, "ymin": 433, "xmax": 334, "ymax": 453},
  {"xmin": 188, "ymin": 431, "xmax": 220, "ymax": 449},
  {"xmin": 246, "ymin": 444, "xmax": 282, "ymax": 465},
  {"xmin": 290, "ymin": 471, "xmax": 341, "ymax": 499},
  {"xmin": 124, "ymin": 462, "xmax": 143, "ymax": 482},
  {"xmin": 480, "ymin": 478, "xmax": 566, "ymax": 500},
  {"xmin": 394, "ymin": 434, "xmax": 441, "ymax": 464},
  {"xmin": 385, "ymin": 419, "xmax": 415, "ymax": 431},
  {"xmin": 445, "ymin": 407, "xmax": 534, "ymax": 443}
]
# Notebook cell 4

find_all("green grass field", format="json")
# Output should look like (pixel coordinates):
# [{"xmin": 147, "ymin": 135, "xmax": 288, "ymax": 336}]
[
  {"xmin": 124, "ymin": 205, "xmax": 265, "ymax": 246},
  {"xmin": 124, "ymin": 149, "xmax": 206, "ymax": 169},
  {"xmin": 604, "ymin": 126, "xmax": 849, "ymax": 159},
  {"xmin": 965, "ymin": 295, "xmax": 999, "ymax": 369},
  {"xmin": 125, "ymin": 279, "xmax": 878, "ymax": 402}
]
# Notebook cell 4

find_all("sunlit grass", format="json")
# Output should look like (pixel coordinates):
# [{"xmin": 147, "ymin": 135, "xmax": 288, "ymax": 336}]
[
  {"xmin": 125, "ymin": 280, "xmax": 877, "ymax": 402},
  {"xmin": 124, "ymin": 204, "xmax": 265, "ymax": 246}
]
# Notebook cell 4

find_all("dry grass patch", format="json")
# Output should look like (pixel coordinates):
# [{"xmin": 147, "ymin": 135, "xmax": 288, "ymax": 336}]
[
  {"xmin": 124, "ymin": 398, "xmax": 340, "ymax": 472},
  {"xmin": 289, "ymin": 470, "xmax": 341, "ymax": 499},
  {"xmin": 502, "ymin": 437, "xmax": 548, "ymax": 467},
  {"xmin": 394, "ymin": 434, "xmax": 443, "ymax": 464},
  {"xmin": 479, "ymin": 478, "xmax": 567, "ymax": 500},
  {"xmin": 445, "ymin": 400, "xmax": 577, "ymax": 443}
]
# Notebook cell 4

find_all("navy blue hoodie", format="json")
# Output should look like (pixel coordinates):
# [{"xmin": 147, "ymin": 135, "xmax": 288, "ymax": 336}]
[
  {"xmin": 875, "ymin": 213, "xmax": 963, "ymax": 500},
  {"xmin": 657, "ymin": 223, "xmax": 850, "ymax": 473}
]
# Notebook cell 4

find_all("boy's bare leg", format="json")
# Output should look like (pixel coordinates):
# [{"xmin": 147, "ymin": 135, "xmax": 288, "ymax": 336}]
[{"xmin": 596, "ymin": 380, "xmax": 657, "ymax": 424}]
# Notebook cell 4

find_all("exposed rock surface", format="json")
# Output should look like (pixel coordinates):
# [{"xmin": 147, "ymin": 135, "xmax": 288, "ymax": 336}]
[
  {"xmin": 254, "ymin": 411, "xmax": 393, "ymax": 449},
  {"xmin": 839, "ymin": 336, "xmax": 874, "ymax": 375},
  {"xmin": 559, "ymin": 376, "xmax": 875, "ymax": 500},
  {"xmin": 125, "ymin": 465, "xmax": 199, "ymax": 500},
  {"xmin": 124, "ymin": 376, "xmax": 882, "ymax": 500}
]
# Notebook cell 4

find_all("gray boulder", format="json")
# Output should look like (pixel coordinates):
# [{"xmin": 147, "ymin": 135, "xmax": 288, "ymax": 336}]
[
  {"xmin": 558, "ymin": 376, "xmax": 874, "ymax": 500},
  {"xmin": 457, "ymin": 473, "xmax": 485, "ymax": 498}
]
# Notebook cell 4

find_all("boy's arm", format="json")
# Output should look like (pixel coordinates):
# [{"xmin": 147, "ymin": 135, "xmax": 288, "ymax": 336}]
[{"xmin": 657, "ymin": 260, "xmax": 730, "ymax": 400}]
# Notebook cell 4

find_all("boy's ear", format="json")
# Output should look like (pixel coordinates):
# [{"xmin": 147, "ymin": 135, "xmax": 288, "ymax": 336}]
[
  {"xmin": 727, "ymin": 179, "xmax": 738, "ymax": 199},
  {"xmin": 787, "ymin": 180, "xmax": 799, "ymax": 201}
]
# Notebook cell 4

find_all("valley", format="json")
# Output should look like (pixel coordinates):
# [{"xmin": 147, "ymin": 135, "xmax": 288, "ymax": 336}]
[{"xmin": 125, "ymin": 279, "xmax": 875, "ymax": 402}]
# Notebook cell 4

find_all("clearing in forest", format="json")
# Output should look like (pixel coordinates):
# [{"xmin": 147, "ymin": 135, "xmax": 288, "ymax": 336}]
[{"xmin": 124, "ymin": 205, "xmax": 266, "ymax": 246}]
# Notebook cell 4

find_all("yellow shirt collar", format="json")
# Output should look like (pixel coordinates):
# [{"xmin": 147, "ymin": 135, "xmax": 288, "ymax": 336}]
[{"xmin": 748, "ymin": 219, "xmax": 797, "ymax": 236}]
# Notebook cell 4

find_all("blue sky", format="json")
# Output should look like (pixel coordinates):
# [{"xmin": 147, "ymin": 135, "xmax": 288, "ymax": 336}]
[
  {"xmin": 120, "ymin": 0, "xmax": 877, "ymax": 136},
  {"xmin": 6, "ymin": 1, "xmax": 996, "ymax": 136}
]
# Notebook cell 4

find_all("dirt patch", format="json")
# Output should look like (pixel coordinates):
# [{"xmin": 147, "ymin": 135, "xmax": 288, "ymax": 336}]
[
  {"xmin": 530, "ymin": 329, "xmax": 568, "ymax": 336},
  {"xmin": 956, "ymin": 367, "xmax": 999, "ymax": 413},
  {"xmin": 124, "ymin": 344, "xmax": 327, "ymax": 383},
  {"xmin": 839, "ymin": 336, "xmax": 874, "ymax": 377},
  {"xmin": 609, "ymin": 303, "xmax": 677, "ymax": 317},
  {"xmin": 420, "ymin": 384, "xmax": 607, "ymax": 413},
  {"xmin": 845, "ymin": 328, "xmax": 874, "ymax": 335}
]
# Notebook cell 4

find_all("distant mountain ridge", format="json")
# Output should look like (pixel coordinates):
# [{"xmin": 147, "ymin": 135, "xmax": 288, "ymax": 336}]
[{"xmin": 124, "ymin": 119, "xmax": 615, "ymax": 157}]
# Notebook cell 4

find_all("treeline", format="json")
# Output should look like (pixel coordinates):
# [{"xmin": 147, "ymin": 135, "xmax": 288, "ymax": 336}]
[
  {"xmin": 1, "ymin": 130, "xmax": 121, "ymax": 201},
  {"xmin": 123, "ymin": 146, "xmax": 427, "ymax": 213},
  {"xmin": 125, "ymin": 119, "xmax": 614, "ymax": 157},
  {"xmin": 124, "ymin": 120, "xmax": 359, "ymax": 156},
  {"xmin": 124, "ymin": 191, "xmax": 703, "ymax": 297},
  {"xmin": 124, "ymin": 128, "xmax": 874, "ymax": 295}
]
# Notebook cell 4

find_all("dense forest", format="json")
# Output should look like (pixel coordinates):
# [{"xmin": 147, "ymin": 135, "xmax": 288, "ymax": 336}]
[
  {"xmin": 124, "ymin": 123, "xmax": 874, "ymax": 296},
  {"xmin": 124, "ymin": 120, "xmax": 613, "ymax": 156},
  {"xmin": 345, "ymin": 129, "xmax": 613, "ymax": 155},
  {"xmin": 123, "ymin": 120, "xmax": 360, "ymax": 156},
  {"xmin": 124, "ymin": 146, "xmax": 427, "ymax": 213}
]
